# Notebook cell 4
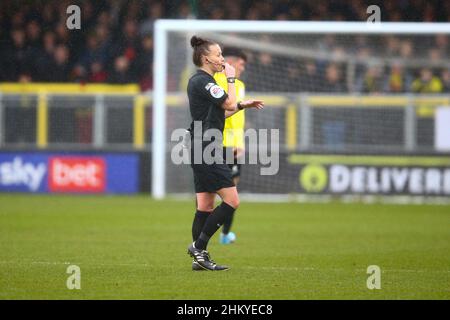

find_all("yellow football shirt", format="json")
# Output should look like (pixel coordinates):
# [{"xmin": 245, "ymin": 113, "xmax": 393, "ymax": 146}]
[{"xmin": 214, "ymin": 73, "xmax": 246, "ymax": 148}]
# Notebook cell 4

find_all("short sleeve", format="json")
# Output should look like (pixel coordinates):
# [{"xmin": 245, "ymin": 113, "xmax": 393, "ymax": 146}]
[{"xmin": 202, "ymin": 80, "xmax": 229, "ymax": 107}]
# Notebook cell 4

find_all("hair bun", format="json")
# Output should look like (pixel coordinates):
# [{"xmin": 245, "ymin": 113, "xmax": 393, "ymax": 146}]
[{"xmin": 190, "ymin": 35, "xmax": 205, "ymax": 48}]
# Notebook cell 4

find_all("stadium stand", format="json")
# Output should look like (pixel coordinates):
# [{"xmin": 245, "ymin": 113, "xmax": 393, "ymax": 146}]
[{"xmin": 0, "ymin": 0, "xmax": 449, "ymax": 93}]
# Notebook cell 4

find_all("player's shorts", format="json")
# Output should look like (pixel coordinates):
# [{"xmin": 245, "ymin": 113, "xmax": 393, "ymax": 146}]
[{"xmin": 228, "ymin": 163, "xmax": 242, "ymax": 179}]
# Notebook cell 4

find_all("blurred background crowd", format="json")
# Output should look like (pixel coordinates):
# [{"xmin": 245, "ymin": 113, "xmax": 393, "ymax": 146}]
[{"xmin": 0, "ymin": 0, "xmax": 449, "ymax": 93}]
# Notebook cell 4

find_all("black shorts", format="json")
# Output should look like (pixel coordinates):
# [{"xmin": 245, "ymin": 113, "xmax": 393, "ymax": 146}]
[{"xmin": 191, "ymin": 163, "xmax": 235, "ymax": 193}]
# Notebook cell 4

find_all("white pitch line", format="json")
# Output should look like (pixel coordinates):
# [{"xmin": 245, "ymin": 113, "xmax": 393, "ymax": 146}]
[
  {"xmin": 0, "ymin": 261, "xmax": 449, "ymax": 274},
  {"xmin": 241, "ymin": 266, "xmax": 450, "ymax": 274},
  {"xmin": 0, "ymin": 260, "xmax": 151, "ymax": 267}
]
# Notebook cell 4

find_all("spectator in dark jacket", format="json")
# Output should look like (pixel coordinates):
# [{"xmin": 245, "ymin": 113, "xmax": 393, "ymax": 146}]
[
  {"xmin": 48, "ymin": 45, "xmax": 71, "ymax": 82},
  {"xmin": 108, "ymin": 56, "xmax": 133, "ymax": 84},
  {"xmin": 324, "ymin": 63, "xmax": 346, "ymax": 93},
  {"xmin": 3, "ymin": 29, "xmax": 33, "ymax": 81}
]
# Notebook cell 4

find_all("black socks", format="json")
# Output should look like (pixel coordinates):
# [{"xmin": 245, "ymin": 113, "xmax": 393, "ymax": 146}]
[
  {"xmin": 192, "ymin": 210, "xmax": 210, "ymax": 241},
  {"xmin": 194, "ymin": 202, "xmax": 236, "ymax": 250}
]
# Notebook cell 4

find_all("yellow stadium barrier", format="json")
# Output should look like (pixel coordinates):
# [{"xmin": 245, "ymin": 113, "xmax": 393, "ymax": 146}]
[{"xmin": 1, "ymin": 83, "xmax": 449, "ymax": 149}]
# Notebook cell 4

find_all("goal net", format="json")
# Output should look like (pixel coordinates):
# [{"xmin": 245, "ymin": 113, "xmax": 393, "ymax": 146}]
[{"xmin": 153, "ymin": 21, "xmax": 450, "ymax": 200}]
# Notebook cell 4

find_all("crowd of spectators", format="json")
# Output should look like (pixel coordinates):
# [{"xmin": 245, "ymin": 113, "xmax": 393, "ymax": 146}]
[
  {"xmin": 243, "ymin": 34, "xmax": 450, "ymax": 94},
  {"xmin": 0, "ymin": 0, "xmax": 449, "ymax": 93}
]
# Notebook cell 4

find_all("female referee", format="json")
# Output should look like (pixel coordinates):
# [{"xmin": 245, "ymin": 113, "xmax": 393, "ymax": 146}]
[{"xmin": 187, "ymin": 35, "xmax": 264, "ymax": 271}]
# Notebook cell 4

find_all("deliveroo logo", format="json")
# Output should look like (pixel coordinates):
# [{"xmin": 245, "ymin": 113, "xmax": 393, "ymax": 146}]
[{"xmin": 299, "ymin": 164, "xmax": 328, "ymax": 193}]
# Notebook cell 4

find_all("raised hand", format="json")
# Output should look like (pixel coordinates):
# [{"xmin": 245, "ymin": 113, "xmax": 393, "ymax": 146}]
[{"xmin": 223, "ymin": 62, "xmax": 236, "ymax": 78}]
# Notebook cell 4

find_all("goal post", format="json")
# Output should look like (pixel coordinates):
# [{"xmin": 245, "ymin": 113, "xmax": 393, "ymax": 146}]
[{"xmin": 152, "ymin": 20, "xmax": 450, "ymax": 200}]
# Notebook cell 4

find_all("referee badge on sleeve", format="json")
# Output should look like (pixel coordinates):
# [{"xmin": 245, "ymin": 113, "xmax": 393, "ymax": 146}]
[{"xmin": 209, "ymin": 85, "xmax": 225, "ymax": 98}]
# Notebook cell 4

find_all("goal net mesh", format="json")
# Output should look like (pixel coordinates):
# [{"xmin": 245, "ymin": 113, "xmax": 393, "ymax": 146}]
[{"xmin": 162, "ymin": 29, "xmax": 449, "ymax": 195}]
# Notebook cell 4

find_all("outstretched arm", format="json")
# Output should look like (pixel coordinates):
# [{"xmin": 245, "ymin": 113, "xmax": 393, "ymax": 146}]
[{"xmin": 225, "ymin": 100, "xmax": 264, "ymax": 118}]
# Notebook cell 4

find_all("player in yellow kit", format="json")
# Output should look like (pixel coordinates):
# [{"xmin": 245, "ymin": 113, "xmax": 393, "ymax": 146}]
[{"xmin": 214, "ymin": 47, "xmax": 247, "ymax": 245}]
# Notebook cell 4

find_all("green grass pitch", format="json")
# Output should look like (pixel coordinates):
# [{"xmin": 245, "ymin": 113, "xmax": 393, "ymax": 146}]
[{"xmin": 0, "ymin": 194, "xmax": 449, "ymax": 299}]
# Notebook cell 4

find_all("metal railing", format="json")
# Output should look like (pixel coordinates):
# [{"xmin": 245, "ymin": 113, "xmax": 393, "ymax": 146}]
[{"xmin": 0, "ymin": 92, "xmax": 448, "ymax": 153}]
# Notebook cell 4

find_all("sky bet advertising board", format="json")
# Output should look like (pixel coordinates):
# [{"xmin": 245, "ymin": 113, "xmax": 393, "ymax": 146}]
[
  {"xmin": 288, "ymin": 154, "xmax": 450, "ymax": 196},
  {"xmin": 0, "ymin": 153, "xmax": 138, "ymax": 194}
]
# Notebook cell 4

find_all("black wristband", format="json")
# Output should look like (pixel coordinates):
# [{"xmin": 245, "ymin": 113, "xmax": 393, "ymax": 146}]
[
  {"xmin": 227, "ymin": 77, "xmax": 236, "ymax": 83},
  {"xmin": 237, "ymin": 102, "xmax": 244, "ymax": 110}
]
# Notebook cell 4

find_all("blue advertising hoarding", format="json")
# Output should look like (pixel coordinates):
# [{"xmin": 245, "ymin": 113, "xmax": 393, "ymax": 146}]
[{"xmin": 0, "ymin": 153, "xmax": 139, "ymax": 194}]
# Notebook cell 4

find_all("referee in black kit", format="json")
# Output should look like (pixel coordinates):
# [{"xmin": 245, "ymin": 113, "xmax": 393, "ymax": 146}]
[{"xmin": 186, "ymin": 35, "xmax": 264, "ymax": 271}]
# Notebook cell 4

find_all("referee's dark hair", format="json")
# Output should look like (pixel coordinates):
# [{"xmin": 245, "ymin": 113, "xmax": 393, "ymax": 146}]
[
  {"xmin": 190, "ymin": 35, "xmax": 216, "ymax": 67},
  {"xmin": 222, "ymin": 47, "xmax": 247, "ymax": 62}
]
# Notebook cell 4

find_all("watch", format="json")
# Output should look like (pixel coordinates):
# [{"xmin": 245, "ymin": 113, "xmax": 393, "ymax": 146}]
[
  {"xmin": 227, "ymin": 77, "xmax": 236, "ymax": 83},
  {"xmin": 237, "ymin": 102, "xmax": 244, "ymax": 110}
]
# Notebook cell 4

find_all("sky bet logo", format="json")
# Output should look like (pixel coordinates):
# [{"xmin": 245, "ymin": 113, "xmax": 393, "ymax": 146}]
[
  {"xmin": 0, "ymin": 155, "xmax": 106, "ymax": 193},
  {"xmin": 0, "ymin": 157, "xmax": 46, "ymax": 191},
  {"xmin": 49, "ymin": 157, "xmax": 105, "ymax": 193}
]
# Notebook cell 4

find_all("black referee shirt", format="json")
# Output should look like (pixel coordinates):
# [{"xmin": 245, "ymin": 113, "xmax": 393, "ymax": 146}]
[{"xmin": 187, "ymin": 69, "xmax": 229, "ymax": 138}]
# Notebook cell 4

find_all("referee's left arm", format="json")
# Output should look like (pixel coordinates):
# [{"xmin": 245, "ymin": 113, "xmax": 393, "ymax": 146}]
[{"xmin": 221, "ymin": 63, "xmax": 238, "ymax": 111}]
